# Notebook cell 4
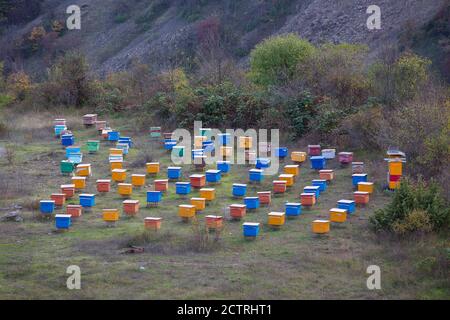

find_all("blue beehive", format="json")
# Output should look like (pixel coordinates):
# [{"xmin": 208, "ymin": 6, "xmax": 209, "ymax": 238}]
[
  {"xmin": 176, "ymin": 182, "xmax": 191, "ymax": 195},
  {"xmin": 310, "ymin": 156, "xmax": 326, "ymax": 170},
  {"xmin": 202, "ymin": 140, "xmax": 215, "ymax": 152},
  {"xmin": 164, "ymin": 139, "xmax": 177, "ymax": 150},
  {"xmin": 243, "ymin": 222, "xmax": 260, "ymax": 238},
  {"xmin": 232, "ymin": 183, "xmax": 247, "ymax": 197},
  {"xmin": 338, "ymin": 199, "xmax": 356, "ymax": 214},
  {"xmin": 249, "ymin": 169, "xmax": 263, "ymax": 182},
  {"xmin": 54, "ymin": 125, "xmax": 67, "ymax": 137},
  {"xmin": 312, "ymin": 179, "xmax": 328, "ymax": 192},
  {"xmin": 116, "ymin": 143, "xmax": 129, "ymax": 155},
  {"xmin": 217, "ymin": 161, "xmax": 230, "ymax": 174},
  {"xmin": 79, "ymin": 194, "xmax": 95, "ymax": 208},
  {"xmin": 255, "ymin": 158, "xmax": 271, "ymax": 169},
  {"xmin": 275, "ymin": 147, "xmax": 288, "ymax": 159},
  {"xmin": 61, "ymin": 134, "xmax": 74, "ymax": 147},
  {"xmin": 206, "ymin": 170, "xmax": 221, "ymax": 183},
  {"xmin": 107, "ymin": 131, "xmax": 120, "ymax": 142},
  {"xmin": 244, "ymin": 197, "xmax": 260, "ymax": 210},
  {"xmin": 118, "ymin": 136, "xmax": 132, "ymax": 147},
  {"xmin": 192, "ymin": 149, "xmax": 204, "ymax": 159},
  {"xmin": 66, "ymin": 146, "xmax": 81, "ymax": 158},
  {"xmin": 285, "ymin": 202, "xmax": 302, "ymax": 216},
  {"xmin": 218, "ymin": 133, "xmax": 231, "ymax": 145},
  {"xmin": 167, "ymin": 166, "xmax": 182, "ymax": 180},
  {"xmin": 352, "ymin": 174, "xmax": 368, "ymax": 187},
  {"xmin": 147, "ymin": 191, "xmax": 162, "ymax": 203},
  {"xmin": 68, "ymin": 152, "xmax": 83, "ymax": 164},
  {"xmin": 304, "ymin": 186, "xmax": 321, "ymax": 199},
  {"xmin": 40, "ymin": 200, "xmax": 55, "ymax": 214},
  {"xmin": 55, "ymin": 214, "xmax": 71, "ymax": 229}
]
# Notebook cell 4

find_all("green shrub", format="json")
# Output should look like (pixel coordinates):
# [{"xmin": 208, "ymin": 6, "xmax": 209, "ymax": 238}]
[{"xmin": 283, "ymin": 91, "xmax": 315, "ymax": 139}]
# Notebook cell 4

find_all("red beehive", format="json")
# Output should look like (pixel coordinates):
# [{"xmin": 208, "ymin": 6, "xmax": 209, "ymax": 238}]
[
  {"xmin": 190, "ymin": 174, "xmax": 206, "ymax": 188},
  {"xmin": 301, "ymin": 193, "xmax": 316, "ymax": 207},
  {"xmin": 96, "ymin": 179, "xmax": 111, "ymax": 193},
  {"xmin": 67, "ymin": 205, "xmax": 82, "ymax": 218},
  {"xmin": 229, "ymin": 204, "xmax": 246, "ymax": 220},
  {"xmin": 354, "ymin": 191, "xmax": 370, "ymax": 205},
  {"xmin": 273, "ymin": 180, "xmax": 287, "ymax": 194},
  {"xmin": 144, "ymin": 217, "xmax": 162, "ymax": 231},
  {"xmin": 308, "ymin": 145, "xmax": 321, "ymax": 156},
  {"xmin": 60, "ymin": 184, "xmax": 76, "ymax": 198},
  {"xmin": 338, "ymin": 152, "xmax": 354, "ymax": 165},
  {"xmin": 123, "ymin": 200, "xmax": 140, "ymax": 216},
  {"xmin": 51, "ymin": 193, "xmax": 66, "ymax": 206},
  {"xmin": 319, "ymin": 169, "xmax": 334, "ymax": 182},
  {"xmin": 205, "ymin": 215, "xmax": 223, "ymax": 230},
  {"xmin": 257, "ymin": 191, "xmax": 272, "ymax": 205},
  {"xmin": 154, "ymin": 179, "xmax": 169, "ymax": 192}
]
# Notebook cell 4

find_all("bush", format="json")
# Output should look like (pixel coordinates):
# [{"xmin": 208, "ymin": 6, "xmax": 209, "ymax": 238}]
[
  {"xmin": 370, "ymin": 178, "xmax": 449, "ymax": 233},
  {"xmin": 249, "ymin": 34, "xmax": 315, "ymax": 86}
]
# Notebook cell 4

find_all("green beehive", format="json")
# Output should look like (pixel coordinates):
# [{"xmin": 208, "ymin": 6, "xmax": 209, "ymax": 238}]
[
  {"xmin": 60, "ymin": 160, "xmax": 75, "ymax": 175},
  {"xmin": 150, "ymin": 126, "xmax": 161, "ymax": 138},
  {"xmin": 87, "ymin": 140, "xmax": 100, "ymax": 153}
]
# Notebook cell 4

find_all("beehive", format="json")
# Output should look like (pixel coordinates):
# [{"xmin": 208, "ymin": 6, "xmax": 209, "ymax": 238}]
[
  {"xmin": 96, "ymin": 179, "xmax": 111, "ymax": 193},
  {"xmin": 82, "ymin": 114, "xmax": 97, "ymax": 126},
  {"xmin": 278, "ymin": 174, "xmax": 294, "ymax": 187},
  {"xmin": 117, "ymin": 183, "xmax": 133, "ymax": 197},
  {"xmin": 243, "ymin": 222, "xmax": 260, "ymax": 238},
  {"xmin": 304, "ymin": 186, "xmax": 321, "ymax": 199},
  {"xmin": 79, "ymin": 194, "xmax": 95, "ymax": 208},
  {"xmin": 357, "ymin": 182, "xmax": 374, "ymax": 194},
  {"xmin": 337, "ymin": 200, "xmax": 356, "ymax": 214},
  {"xmin": 268, "ymin": 212, "xmax": 285, "ymax": 227},
  {"xmin": 179, "ymin": 204, "xmax": 196, "ymax": 219},
  {"xmin": 75, "ymin": 164, "xmax": 91, "ymax": 177},
  {"xmin": 239, "ymin": 136, "xmax": 252, "ymax": 149},
  {"xmin": 300, "ymin": 193, "xmax": 316, "ymax": 207},
  {"xmin": 200, "ymin": 188, "xmax": 216, "ymax": 201},
  {"xmin": 206, "ymin": 170, "xmax": 221, "ymax": 183},
  {"xmin": 40, "ymin": 200, "xmax": 55, "ymax": 214},
  {"xmin": 147, "ymin": 191, "xmax": 162, "ymax": 205},
  {"xmin": 310, "ymin": 156, "xmax": 326, "ymax": 170},
  {"xmin": 164, "ymin": 140, "xmax": 177, "ymax": 150},
  {"xmin": 60, "ymin": 160, "xmax": 75, "ymax": 175},
  {"xmin": 232, "ymin": 183, "xmax": 247, "ymax": 197},
  {"xmin": 389, "ymin": 180, "xmax": 400, "ymax": 190},
  {"xmin": 220, "ymin": 146, "xmax": 233, "ymax": 158},
  {"xmin": 55, "ymin": 214, "xmax": 72, "ymax": 230},
  {"xmin": 116, "ymin": 143, "xmax": 129, "ymax": 155},
  {"xmin": 146, "ymin": 162, "xmax": 160, "ymax": 175},
  {"xmin": 163, "ymin": 132, "xmax": 173, "ymax": 140},
  {"xmin": 144, "ymin": 217, "xmax": 162, "ymax": 230},
  {"xmin": 190, "ymin": 174, "xmax": 206, "ymax": 188},
  {"xmin": 329, "ymin": 208, "xmax": 347, "ymax": 223},
  {"xmin": 352, "ymin": 173, "xmax": 368, "ymax": 187},
  {"xmin": 273, "ymin": 180, "xmax": 287, "ymax": 194},
  {"xmin": 118, "ymin": 137, "xmax": 132, "ymax": 147},
  {"xmin": 308, "ymin": 145, "xmax": 321, "ymax": 156},
  {"xmin": 131, "ymin": 174, "xmax": 146, "ymax": 187},
  {"xmin": 338, "ymin": 152, "xmax": 353, "ymax": 165},
  {"xmin": 154, "ymin": 179, "xmax": 169, "ymax": 192},
  {"xmin": 123, "ymin": 200, "xmax": 140, "ymax": 215},
  {"xmin": 191, "ymin": 197, "xmax": 206, "ymax": 211},
  {"xmin": 60, "ymin": 184, "xmax": 76, "ymax": 198},
  {"xmin": 284, "ymin": 165, "xmax": 300, "ymax": 176},
  {"xmin": 351, "ymin": 162, "xmax": 365, "ymax": 174},
  {"xmin": 72, "ymin": 176, "xmax": 86, "ymax": 190},
  {"xmin": 176, "ymin": 182, "xmax": 191, "ymax": 195},
  {"xmin": 257, "ymin": 191, "xmax": 272, "ymax": 205},
  {"xmin": 110, "ymin": 160, "xmax": 123, "ymax": 170},
  {"xmin": 87, "ymin": 140, "xmax": 100, "ymax": 153},
  {"xmin": 51, "ymin": 193, "xmax": 66, "ymax": 206},
  {"xmin": 229, "ymin": 204, "xmax": 246, "ymax": 220},
  {"xmin": 205, "ymin": 215, "xmax": 223, "ymax": 230},
  {"xmin": 107, "ymin": 131, "xmax": 120, "ymax": 142},
  {"xmin": 103, "ymin": 209, "xmax": 120, "ymax": 222},
  {"xmin": 54, "ymin": 125, "xmax": 67, "ymax": 137},
  {"xmin": 149, "ymin": 126, "xmax": 162, "ymax": 138},
  {"xmin": 194, "ymin": 136, "xmax": 207, "ymax": 148},
  {"xmin": 61, "ymin": 134, "xmax": 74, "ymax": 147},
  {"xmin": 388, "ymin": 161, "xmax": 403, "ymax": 176},
  {"xmin": 217, "ymin": 161, "xmax": 231, "ymax": 174},
  {"xmin": 245, "ymin": 151, "xmax": 257, "ymax": 164},
  {"xmin": 354, "ymin": 191, "xmax": 370, "ymax": 205},
  {"xmin": 319, "ymin": 169, "xmax": 334, "ymax": 182},
  {"xmin": 244, "ymin": 197, "xmax": 259, "ymax": 210},
  {"xmin": 291, "ymin": 151, "xmax": 306, "ymax": 163},
  {"xmin": 275, "ymin": 147, "xmax": 288, "ymax": 159},
  {"xmin": 249, "ymin": 169, "xmax": 264, "ymax": 182},
  {"xmin": 312, "ymin": 179, "xmax": 327, "ymax": 192},
  {"xmin": 109, "ymin": 148, "xmax": 123, "ymax": 157},
  {"xmin": 312, "ymin": 220, "xmax": 330, "ymax": 234},
  {"xmin": 255, "ymin": 158, "xmax": 271, "ymax": 169},
  {"xmin": 67, "ymin": 205, "xmax": 82, "ymax": 218},
  {"xmin": 102, "ymin": 129, "xmax": 112, "ymax": 140},
  {"xmin": 53, "ymin": 118, "xmax": 66, "ymax": 126},
  {"xmin": 112, "ymin": 169, "xmax": 127, "ymax": 182},
  {"xmin": 285, "ymin": 203, "xmax": 301, "ymax": 217},
  {"xmin": 167, "ymin": 166, "xmax": 182, "ymax": 180},
  {"xmin": 95, "ymin": 121, "xmax": 107, "ymax": 131},
  {"xmin": 322, "ymin": 148, "xmax": 336, "ymax": 159}
]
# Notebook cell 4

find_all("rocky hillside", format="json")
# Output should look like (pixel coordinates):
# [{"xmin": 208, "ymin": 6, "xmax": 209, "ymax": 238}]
[{"xmin": 0, "ymin": 0, "xmax": 447, "ymax": 78}]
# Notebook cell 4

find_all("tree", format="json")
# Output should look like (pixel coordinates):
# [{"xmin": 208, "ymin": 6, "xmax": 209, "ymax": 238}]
[{"xmin": 249, "ymin": 34, "xmax": 315, "ymax": 87}]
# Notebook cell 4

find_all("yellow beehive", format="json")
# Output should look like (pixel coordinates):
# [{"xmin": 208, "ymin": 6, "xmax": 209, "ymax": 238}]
[
  {"xmin": 239, "ymin": 136, "xmax": 252, "ymax": 149},
  {"xmin": 110, "ymin": 160, "xmax": 123, "ymax": 170},
  {"xmin": 179, "ymin": 204, "xmax": 196, "ymax": 218},
  {"xmin": 71, "ymin": 176, "xmax": 86, "ymax": 190},
  {"xmin": 76, "ymin": 164, "xmax": 91, "ymax": 177},
  {"xmin": 291, "ymin": 151, "xmax": 306, "ymax": 163},
  {"xmin": 329, "ymin": 208, "xmax": 347, "ymax": 223},
  {"xmin": 103, "ymin": 209, "xmax": 120, "ymax": 222},
  {"xmin": 268, "ymin": 212, "xmax": 285, "ymax": 226},
  {"xmin": 194, "ymin": 136, "xmax": 207, "ymax": 148},
  {"xmin": 312, "ymin": 219, "xmax": 330, "ymax": 234},
  {"xmin": 389, "ymin": 161, "xmax": 403, "ymax": 175},
  {"xmin": 389, "ymin": 181, "xmax": 400, "ymax": 190},
  {"xmin": 117, "ymin": 183, "xmax": 133, "ymax": 197},
  {"xmin": 220, "ymin": 146, "xmax": 233, "ymax": 157},
  {"xmin": 284, "ymin": 165, "xmax": 300, "ymax": 176},
  {"xmin": 109, "ymin": 148, "xmax": 123, "ymax": 156},
  {"xmin": 131, "ymin": 174, "xmax": 146, "ymax": 187},
  {"xmin": 200, "ymin": 188, "xmax": 216, "ymax": 201},
  {"xmin": 358, "ymin": 182, "xmax": 374, "ymax": 194},
  {"xmin": 112, "ymin": 169, "xmax": 127, "ymax": 182},
  {"xmin": 190, "ymin": 197, "xmax": 206, "ymax": 211},
  {"xmin": 278, "ymin": 174, "xmax": 295, "ymax": 187},
  {"xmin": 146, "ymin": 162, "xmax": 160, "ymax": 174}
]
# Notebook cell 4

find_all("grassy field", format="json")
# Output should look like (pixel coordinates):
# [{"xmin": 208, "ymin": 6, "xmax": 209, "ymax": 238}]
[{"xmin": 0, "ymin": 110, "xmax": 448, "ymax": 300}]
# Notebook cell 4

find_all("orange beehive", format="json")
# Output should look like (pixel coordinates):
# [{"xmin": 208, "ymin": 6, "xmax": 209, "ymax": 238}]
[
  {"xmin": 312, "ymin": 220, "xmax": 330, "ymax": 234},
  {"xmin": 60, "ymin": 184, "xmax": 76, "ymax": 198},
  {"xmin": 190, "ymin": 174, "xmax": 206, "ymax": 188},
  {"xmin": 123, "ymin": 199, "xmax": 140, "ymax": 215},
  {"xmin": 194, "ymin": 136, "xmax": 207, "ymax": 148},
  {"xmin": 110, "ymin": 160, "xmax": 123, "ymax": 170},
  {"xmin": 273, "ymin": 180, "xmax": 287, "ymax": 194},
  {"xmin": 229, "ymin": 204, "xmax": 246, "ymax": 220},
  {"xmin": 319, "ymin": 169, "xmax": 334, "ymax": 182},
  {"xmin": 75, "ymin": 164, "xmax": 91, "ymax": 177},
  {"xmin": 291, "ymin": 151, "xmax": 306, "ymax": 163},
  {"xmin": 329, "ymin": 208, "xmax": 347, "ymax": 223},
  {"xmin": 96, "ymin": 179, "xmax": 111, "ymax": 193},
  {"xmin": 239, "ymin": 136, "xmax": 252, "ymax": 149},
  {"xmin": 268, "ymin": 212, "xmax": 286, "ymax": 227},
  {"xmin": 111, "ymin": 169, "xmax": 127, "ymax": 182},
  {"xmin": 257, "ymin": 191, "xmax": 272, "ymax": 205},
  {"xmin": 284, "ymin": 165, "xmax": 300, "ymax": 176},
  {"xmin": 66, "ymin": 205, "xmax": 82, "ymax": 218},
  {"xmin": 205, "ymin": 215, "xmax": 223, "ymax": 230},
  {"xmin": 103, "ymin": 209, "xmax": 120, "ymax": 222},
  {"xmin": 179, "ymin": 204, "xmax": 196, "ymax": 219},
  {"xmin": 278, "ymin": 174, "xmax": 295, "ymax": 187},
  {"xmin": 200, "ymin": 188, "xmax": 216, "ymax": 201},
  {"xmin": 357, "ymin": 182, "xmax": 374, "ymax": 194},
  {"xmin": 131, "ymin": 174, "xmax": 146, "ymax": 187},
  {"xmin": 51, "ymin": 193, "xmax": 66, "ymax": 206},
  {"xmin": 118, "ymin": 183, "xmax": 133, "ymax": 197},
  {"xmin": 301, "ymin": 193, "xmax": 316, "ymax": 206},
  {"xmin": 220, "ymin": 146, "xmax": 233, "ymax": 158},
  {"xmin": 72, "ymin": 176, "xmax": 86, "ymax": 190},
  {"xmin": 190, "ymin": 197, "xmax": 206, "ymax": 211},
  {"xmin": 154, "ymin": 179, "xmax": 169, "ymax": 192},
  {"xmin": 144, "ymin": 217, "xmax": 162, "ymax": 231},
  {"xmin": 109, "ymin": 148, "xmax": 123, "ymax": 156},
  {"xmin": 354, "ymin": 191, "xmax": 370, "ymax": 205},
  {"xmin": 146, "ymin": 162, "xmax": 160, "ymax": 174}
]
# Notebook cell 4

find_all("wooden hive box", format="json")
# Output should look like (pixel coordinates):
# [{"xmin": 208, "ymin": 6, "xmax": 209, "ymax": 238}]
[
  {"xmin": 357, "ymin": 182, "xmax": 374, "ymax": 194},
  {"xmin": 149, "ymin": 127, "xmax": 162, "ymax": 138},
  {"xmin": 285, "ymin": 202, "xmax": 302, "ymax": 217},
  {"xmin": 244, "ymin": 197, "xmax": 259, "ymax": 210},
  {"xmin": 268, "ymin": 212, "xmax": 286, "ymax": 227},
  {"xmin": 275, "ymin": 147, "xmax": 288, "ymax": 159},
  {"xmin": 312, "ymin": 220, "xmax": 330, "ymax": 234},
  {"xmin": 131, "ymin": 174, "xmax": 146, "ymax": 187},
  {"xmin": 220, "ymin": 146, "xmax": 233, "ymax": 158},
  {"xmin": 82, "ymin": 114, "xmax": 97, "ymax": 126},
  {"xmin": 200, "ymin": 188, "xmax": 216, "ymax": 201},
  {"xmin": 60, "ymin": 184, "xmax": 76, "ymax": 198},
  {"xmin": 147, "ymin": 191, "xmax": 162, "ymax": 205},
  {"xmin": 205, "ymin": 215, "xmax": 223, "ymax": 230},
  {"xmin": 354, "ymin": 191, "xmax": 370, "ymax": 205},
  {"xmin": 53, "ymin": 118, "xmax": 66, "ymax": 126},
  {"xmin": 178, "ymin": 204, "xmax": 196, "ymax": 219},
  {"xmin": 194, "ymin": 136, "xmax": 207, "ymax": 148},
  {"xmin": 96, "ymin": 179, "xmax": 111, "ymax": 193},
  {"xmin": 310, "ymin": 156, "xmax": 326, "ymax": 170},
  {"xmin": 243, "ymin": 222, "xmax": 260, "ymax": 238},
  {"xmin": 329, "ymin": 208, "xmax": 347, "ymax": 223},
  {"xmin": 249, "ymin": 169, "xmax": 264, "ymax": 183},
  {"xmin": 284, "ymin": 164, "xmax": 300, "ymax": 176},
  {"xmin": 337, "ymin": 200, "xmax": 356, "ymax": 214},
  {"xmin": 55, "ymin": 214, "xmax": 72, "ymax": 230},
  {"xmin": 190, "ymin": 197, "xmax": 206, "ymax": 211},
  {"xmin": 351, "ymin": 162, "xmax": 364, "ymax": 174},
  {"xmin": 87, "ymin": 140, "xmax": 100, "ymax": 153},
  {"xmin": 146, "ymin": 162, "xmax": 160, "ymax": 174},
  {"xmin": 95, "ymin": 121, "xmax": 107, "ymax": 131},
  {"xmin": 255, "ymin": 158, "xmax": 271, "ymax": 169},
  {"xmin": 319, "ymin": 169, "xmax": 334, "ymax": 182},
  {"xmin": 312, "ymin": 179, "xmax": 328, "ymax": 192},
  {"xmin": 154, "ymin": 179, "xmax": 169, "ymax": 192},
  {"xmin": 51, "ymin": 193, "xmax": 66, "ymax": 206},
  {"xmin": 167, "ymin": 166, "xmax": 182, "ymax": 180},
  {"xmin": 123, "ymin": 200, "xmax": 140, "ymax": 215},
  {"xmin": 291, "ymin": 151, "xmax": 306, "ymax": 163},
  {"xmin": 110, "ymin": 160, "xmax": 123, "ymax": 170},
  {"xmin": 79, "ymin": 194, "xmax": 95, "ymax": 208},
  {"xmin": 103, "ymin": 209, "xmax": 119, "ymax": 222},
  {"xmin": 60, "ymin": 160, "xmax": 75, "ymax": 175},
  {"xmin": 190, "ymin": 174, "xmax": 206, "ymax": 188},
  {"xmin": 257, "ymin": 191, "xmax": 272, "ymax": 205},
  {"xmin": 278, "ymin": 174, "xmax": 294, "ymax": 187},
  {"xmin": 40, "ymin": 200, "xmax": 55, "ymax": 214},
  {"xmin": 300, "ymin": 193, "xmax": 316, "ymax": 207},
  {"xmin": 232, "ymin": 183, "xmax": 247, "ymax": 197},
  {"xmin": 321, "ymin": 148, "xmax": 336, "ymax": 159},
  {"xmin": 76, "ymin": 164, "xmax": 91, "ymax": 177},
  {"xmin": 308, "ymin": 145, "xmax": 321, "ymax": 156},
  {"xmin": 67, "ymin": 205, "xmax": 82, "ymax": 218},
  {"xmin": 109, "ymin": 148, "xmax": 123, "ymax": 156},
  {"xmin": 117, "ymin": 183, "xmax": 133, "ymax": 197},
  {"xmin": 206, "ymin": 170, "xmax": 221, "ymax": 183},
  {"xmin": 217, "ymin": 161, "xmax": 231, "ymax": 174},
  {"xmin": 273, "ymin": 180, "xmax": 287, "ymax": 194},
  {"xmin": 338, "ymin": 152, "xmax": 353, "ymax": 165},
  {"xmin": 176, "ymin": 182, "xmax": 191, "ymax": 195},
  {"xmin": 352, "ymin": 173, "xmax": 368, "ymax": 187},
  {"xmin": 71, "ymin": 176, "xmax": 86, "ymax": 190},
  {"xmin": 229, "ymin": 204, "xmax": 246, "ymax": 220},
  {"xmin": 144, "ymin": 217, "xmax": 162, "ymax": 230},
  {"xmin": 388, "ymin": 161, "xmax": 403, "ymax": 176},
  {"xmin": 239, "ymin": 136, "xmax": 252, "ymax": 149},
  {"xmin": 111, "ymin": 169, "xmax": 127, "ymax": 182}
]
